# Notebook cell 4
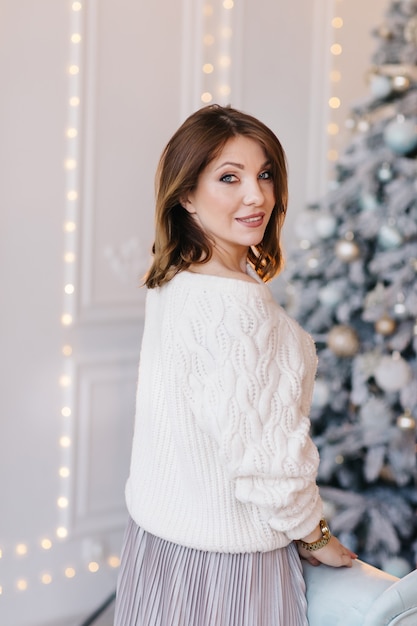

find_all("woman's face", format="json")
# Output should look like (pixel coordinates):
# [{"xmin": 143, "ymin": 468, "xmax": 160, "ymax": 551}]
[{"xmin": 183, "ymin": 135, "xmax": 275, "ymax": 257}]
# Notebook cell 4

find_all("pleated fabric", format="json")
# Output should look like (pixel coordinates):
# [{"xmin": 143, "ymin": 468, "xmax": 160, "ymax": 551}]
[{"xmin": 114, "ymin": 517, "xmax": 308, "ymax": 626}]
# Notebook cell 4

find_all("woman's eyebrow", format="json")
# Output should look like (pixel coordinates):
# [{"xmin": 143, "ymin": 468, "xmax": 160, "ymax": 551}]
[{"xmin": 214, "ymin": 159, "xmax": 271, "ymax": 171}]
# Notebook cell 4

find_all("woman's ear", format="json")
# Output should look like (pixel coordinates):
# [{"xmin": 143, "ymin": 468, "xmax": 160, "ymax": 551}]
[{"xmin": 180, "ymin": 196, "xmax": 196, "ymax": 214}]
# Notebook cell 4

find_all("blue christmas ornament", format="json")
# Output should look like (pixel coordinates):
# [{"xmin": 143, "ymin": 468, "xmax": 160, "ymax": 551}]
[
  {"xmin": 378, "ymin": 224, "xmax": 403, "ymax": 249},
  {"xmin": 369, "ymin": 74, "xmax": 392, "ymax": 99},
  {"xmin": 377, "ymin": 162, "xmax": 393, "ymax": 182},
  {"xmin": 360, "ymin": 192, "xmax": 379, "ymax": 212},
  {"xmin": 383, "ymin": 115, "xmax": 417, "ymax": 155}
]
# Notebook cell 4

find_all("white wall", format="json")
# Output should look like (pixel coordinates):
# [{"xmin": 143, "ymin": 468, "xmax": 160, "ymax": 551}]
[{"xmin": 0, "ymin": 0, "xmax": 387, "ymax": 624}]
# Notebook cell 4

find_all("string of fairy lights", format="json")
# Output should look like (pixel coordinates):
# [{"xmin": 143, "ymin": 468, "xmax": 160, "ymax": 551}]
[
  {"xmin": 327, "ymin": 4, "xmax": 345, "ymax": 168},
  {"xmin": 0, "ymin": 1, "xmax": 119, "ymax": 598},
  {"xmin": 200, "ymin": 0, "xmax": 235, "ymax": 105}
]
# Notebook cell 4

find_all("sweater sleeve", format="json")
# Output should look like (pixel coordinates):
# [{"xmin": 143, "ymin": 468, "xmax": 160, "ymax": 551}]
[{"xmin": 168, "ymin": 285, "xmax": 323, "ymax": 540}]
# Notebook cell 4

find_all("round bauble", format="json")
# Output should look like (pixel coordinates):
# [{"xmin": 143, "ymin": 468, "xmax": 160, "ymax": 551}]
[
  {"xmin": 359, "ymin": 192, "xmax": 378, "ymax": 212},
  {"xmin": 327, "ymin": 325, "xmax": 360, "ymax": 357},
  {"xmin": 375, "ymin": 314, "xmax": 396, "ymax": 336},
  {"xmin": 315, "ymin": 212, "xmax": 337, "ymax": 239},
  {"xmin": 377, "ymin": 162, "xmax": 393, "ymax": 182},
  {"xmin": 383, "ymin": 116, "xmax": 417, "ymax": 155},
  {"xmin": 378, "ymin": 224, "xmax": 403, "ymax": 250},
  {"xmin": 357, "ymin": 119, "xmax": 370, "ymax": 133},
  {"xmin": 392, "ymin": 74, "xmax": 410, "ymax": 92},
  {"xmin": 319, "ymin": 284, "xmax": 343, "ymax": 308},
  {"xmin": 369, "ymin": 74, "xmax": 392, "ymax": 99},
  {"xmin": 374, "ymin": 354, "xmax": 412, "ymax": 392},
  {"xmin": 335, "ymin": 238, "xmax": 360, "ymax": 262},
  {"xmin": 396, "ymin": 409, "xmax": 416, "ymax": 430}
]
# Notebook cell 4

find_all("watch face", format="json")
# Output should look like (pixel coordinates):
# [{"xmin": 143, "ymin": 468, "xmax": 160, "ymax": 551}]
[{"xmin": 320, "ymin": 519, "xmax": 331, "ymax": 537}]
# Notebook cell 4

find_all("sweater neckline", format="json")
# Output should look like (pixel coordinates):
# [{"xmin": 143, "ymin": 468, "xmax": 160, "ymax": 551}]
[{"xmin": 172, "ymin": 269, "xmax": 273, "ymax": 298}]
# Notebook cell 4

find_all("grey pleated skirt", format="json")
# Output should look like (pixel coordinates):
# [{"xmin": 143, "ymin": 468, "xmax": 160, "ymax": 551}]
[{"xmin": 114, "ymin": 517, "xmax": 308, "ymax": 626}]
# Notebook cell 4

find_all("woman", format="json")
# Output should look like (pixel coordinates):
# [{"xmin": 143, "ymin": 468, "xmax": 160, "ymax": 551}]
[{"xmin": 115, "ymin": 104, "xmax": 356, "ymax": 626}]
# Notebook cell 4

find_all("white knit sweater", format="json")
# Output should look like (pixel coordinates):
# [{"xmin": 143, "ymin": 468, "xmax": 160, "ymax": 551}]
[{"xmin": 125, "ymin": 271, "xmax": 323, "ymax": 553}]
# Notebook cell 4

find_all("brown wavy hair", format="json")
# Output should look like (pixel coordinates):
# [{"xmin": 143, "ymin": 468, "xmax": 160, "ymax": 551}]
[{"xmin": 145, "ymin": 104, "xmax": 288, "ymax": 288}]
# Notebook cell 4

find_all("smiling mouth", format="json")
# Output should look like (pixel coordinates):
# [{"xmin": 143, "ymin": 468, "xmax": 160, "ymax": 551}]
[{"xmin": 236, "ymin": 214, "xmax": 264, "ymax": 226}]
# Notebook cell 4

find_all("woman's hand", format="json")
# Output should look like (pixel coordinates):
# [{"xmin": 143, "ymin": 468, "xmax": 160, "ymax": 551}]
[{"xmin": 297, "ymin": 535, "xmax": 357, "ymax": 568}]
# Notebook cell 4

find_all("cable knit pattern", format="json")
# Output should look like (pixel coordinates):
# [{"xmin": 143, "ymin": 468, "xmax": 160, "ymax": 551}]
[{"xmin": 125, "ymin": 271, "xmax": 323, "ymax": 553}]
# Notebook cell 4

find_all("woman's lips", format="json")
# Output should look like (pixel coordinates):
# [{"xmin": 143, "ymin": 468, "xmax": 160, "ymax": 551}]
[{"xmin": 235, "ymin": 213, "xmax": 265, "ymax": 227}]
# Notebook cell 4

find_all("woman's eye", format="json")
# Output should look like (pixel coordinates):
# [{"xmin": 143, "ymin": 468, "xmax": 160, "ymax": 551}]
[
  {"xmin": 259, "ymin": 170, "xmax": 272, "ymax": 180},
  {"xmin": 220, "ymin": 174, "xmax": 237, "ymax": 183}
]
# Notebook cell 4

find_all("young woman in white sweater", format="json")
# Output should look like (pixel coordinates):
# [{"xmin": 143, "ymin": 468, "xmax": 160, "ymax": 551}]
[{"xmin": 114, "ymin": 104, "xmax": 356, "ymax": 626}]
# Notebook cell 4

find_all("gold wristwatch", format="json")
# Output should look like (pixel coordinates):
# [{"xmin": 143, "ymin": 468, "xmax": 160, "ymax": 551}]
[{"xmin": 298, "ymin": 519, "xmax": 332, "ymax": 551}]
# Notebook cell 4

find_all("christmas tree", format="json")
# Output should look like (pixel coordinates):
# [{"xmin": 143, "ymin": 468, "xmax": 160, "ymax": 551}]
[{"xmin": 280, "ymin": 0, "xmax": 417, "ymax": 575}]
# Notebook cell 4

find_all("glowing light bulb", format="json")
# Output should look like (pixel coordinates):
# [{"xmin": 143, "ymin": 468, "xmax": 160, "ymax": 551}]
[
  {"xmin": 332, "ymin": 17, "xmax": 343, "ymax": 28},
  {"xmin": 16, "ymin": 544, "xmax": 28, "ymax": 556},
  {"xmin": 59, "ymin": 436, "xmax": 71, "ymax": 448},
  {"xmin": 330, "ymin": 43, "xmax": 342, "ymax": 56},
  {"xmin": 221, "ymin": 26, "xmax": 232, "ymax": 38},
  {"xmin": 59, "ymin": 466, "xmax": 70, "ymax": 478},
  {"xmin": 108, "ymin": 556, "xmax": 121, "ymax": 568},
  {"xmin": 57, "ymin": 497, "xmax": 69, "ymax": 509},
  {"xmin": 69, "ymin": 96, "xmax": 80, "ymax": 107},
  {"xmin": 65, "ymin": 567, "xmax": 76, "ymax": 578},
  {"xmin": 219, "ymin": 55, "xmax": 231, "ymax": 68},
  {"xmin": 327, "ymin": 123, "xmax": 339, "ymax": 135},
  {"xmin": 329, "ymin": 97, "xmax": 341, "ymax": 109},
  {"xmin": 69, "ymin": 65, "xmax": 80, "ymax": 75},
  {"xmin": 64, "ymin": 221, "xmax": 76, "ymax": 232},
  {"xmin": 41, "ymin": 539, "xmax": 52, "ymax": 550},
  {"xmin": 16, "ymin": 579, "xmax": 28, "ymax": 591},
  {"xmin": 71, "ymin": 33, "xmax": 82, "ymax": 43},
  {"xmin": 88, "ymin": 561, "xmax": 100, "ymax": 573},
  {"xmin": 64, "ymin": 252, "xmax": 75, "ymax": 263},
  {"xmin": 65, "ymin": 158, "xmax": 77, "ymax": 170},
  {"xmin": 61, "ymin": 314, "xmax": 73, "ymax": 326},
  {"xmin": 218, "ymin": 84, "xmax": 231, "ymax": 97},
  {"xmin": 64, "ymin": 283, "xmax": 75, "ymax": 295},
  {"xmin": 62, "ymin": 345, "xmax": 73, "ymax": 356},
  {"xmin": 41, "ymin": 574, "xmax": 52, "ymax": 585},
  {"xmin": 56, "ymin": 527, "xmax": 68, "ymax": 539},
  {"xmin": 66, "ymin": 128, "xmax": 78, "ymax": 138},
  {"xmin": 203, "ymin": 63, "xmax": 214, "ymax": 74},
  {"xmin": 67, "ymin": 190, "xmax": 78, "ymax": 201},
  {"xmin": 223, "ymin": 0, "xmax": 234, "ymax": 8},
  {"xmin": 201, "ymin": 92, "xmax": 213, "ymax": 103},
  {"xmin": 72, "ymin": 2, "xmax": 82, "ymax": 11},
  {"xmin": 60, "ymin": 376, "xmax": 71, "ymax": 388}
]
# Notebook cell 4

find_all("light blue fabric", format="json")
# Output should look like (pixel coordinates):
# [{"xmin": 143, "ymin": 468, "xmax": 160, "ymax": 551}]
[{"xmin": 303, "ymin": 558, "xmax": 417, "ymax": 625}]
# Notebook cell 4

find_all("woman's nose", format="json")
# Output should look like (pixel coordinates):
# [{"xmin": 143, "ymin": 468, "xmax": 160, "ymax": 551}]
[{"xmin": 243, "ymin": 178, "xmax": 263, "ymax": 205}]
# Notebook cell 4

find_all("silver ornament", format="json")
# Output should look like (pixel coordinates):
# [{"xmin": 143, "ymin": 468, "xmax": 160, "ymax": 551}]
[
  {"xmin": 374, "ymin": 353, "xmax": 412, "ymax": 392},
  {"xmin": 384, "ymin": 116, "xmax": 417, "ymax": 155},
  {"xmin": 327, "ymin": 325, "xmax": 360, "ymax": 357},
  {"xmin": 335, "ymin": 238, "xmax": 360, "ymax": 262},
  {"xmin": 396, "ymin": 409, "xmax": 416, "ymax": 430},
  {"xmin": 378, "ymin": 224, "xmax": 403, "ymax": 249},
  {"xmin": 375, "ymin": 314, "xmax": 396, "ymax": 336}
]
